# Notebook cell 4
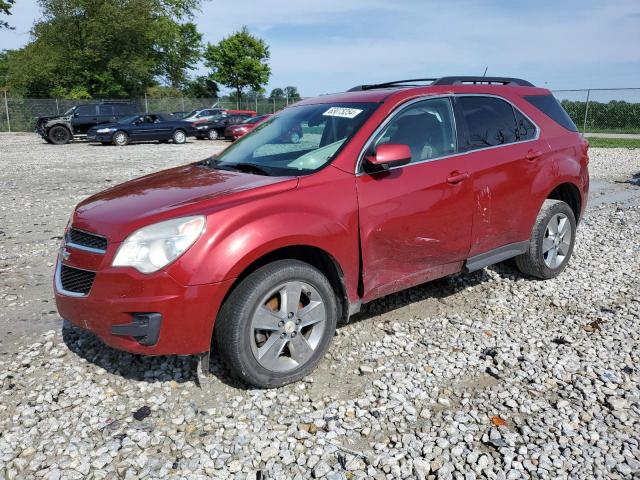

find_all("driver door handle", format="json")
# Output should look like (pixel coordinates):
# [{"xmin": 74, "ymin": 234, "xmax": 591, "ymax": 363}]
[{"xmin": 447, "ymin": 171, "xmax": 469, "ymax": 184}]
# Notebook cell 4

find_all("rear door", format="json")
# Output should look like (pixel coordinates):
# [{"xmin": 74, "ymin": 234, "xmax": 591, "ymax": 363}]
[
  {"xmin": 97, "ymin": 104, "xmax": 116, "ymax": 125},
  {"xmin": 356, "ymin": 96, "xmax": 474, "ymax": 301},
  {"xmin": 455, "ymin": 95, "xmax": 549, "ymax": 256}
]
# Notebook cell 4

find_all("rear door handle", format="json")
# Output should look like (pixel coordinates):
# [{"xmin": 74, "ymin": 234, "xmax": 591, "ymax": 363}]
[
  {"xmin": 447, "ymin": 171, "xmax": 469, "ymax": 184},
  {"xmin": 525, "ymin": 150, "xmax": 543, "ymax": 161}
]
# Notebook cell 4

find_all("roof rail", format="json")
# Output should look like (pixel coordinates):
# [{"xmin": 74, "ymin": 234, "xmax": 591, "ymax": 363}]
[
  {"xmin": 347, "ymin": 76, "xmax": 534, "ymax": 91},
  {"xmin": 431, "ymin": 76, "xmax": 534, "ymax": 87},
  {"xmin": 348, "ymin": 78, "xmax": 437, "ymax": 91}
]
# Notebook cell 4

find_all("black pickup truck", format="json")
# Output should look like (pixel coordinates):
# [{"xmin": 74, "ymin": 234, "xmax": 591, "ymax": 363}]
[{"xmin": 35, "ymin": 102, "xmax": 139, "ymax": 144}]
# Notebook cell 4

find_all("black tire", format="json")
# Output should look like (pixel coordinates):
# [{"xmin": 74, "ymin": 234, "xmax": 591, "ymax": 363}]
[
  {"xmin": 43, "ymin": 137, "xmax": 54, "ymax": 144},
  {"xmin": 112, "ymin": 131, "xmax": 129, "ymax": 146},
  {"xmin": 207, "ymin": 129, "xmax": 219, "ymax": 141},
  {"xmin": 48, "ymin": 126, "xmax": 71, "ymax": 145},
  {"xmin": 515, "ymin": 199, "xmax": 576, "ymax": 279},
  {"xmin": 215, "ymin": 259, "xmax": 338, "ymax": 388},
  {"xmin": 172, "ymin": 129, "xmax": 187, "ymax": 144}
]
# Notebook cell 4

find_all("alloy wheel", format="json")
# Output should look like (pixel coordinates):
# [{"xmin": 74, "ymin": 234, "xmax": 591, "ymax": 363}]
[
  {"xmin": 250, "ymin": 281, "xmax": 326, "ymax": 373},
  {"xmin": 542, "ymin": 212, "xmax": 572, "ymax": 268}
]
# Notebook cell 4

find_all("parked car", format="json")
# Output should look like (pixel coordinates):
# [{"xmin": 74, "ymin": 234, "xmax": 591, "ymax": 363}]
[
  {"xmin": 86, "ymin": 113, "xmax": 198, "ymax": 146},
  {"xmin": 55, "ymin": 76, "xmax": 589, "ymax": 388},
  {"xmin": 195, "ymin": 113, "xmax": 254, "ymax": 140},
  {"xmin": 224, "ymin": 114, "xmax": 272, "ymax": 140},
  {"xmin": 36, "ymin": 101, "xmax": 139, "ymax": 145},
  {"xmin": 224, "ymin": 115, "xmax": 304, "ymax": 143},
  {"xmin": 182, "ymin": 108, "xmax": 257, "ymax": 124}
]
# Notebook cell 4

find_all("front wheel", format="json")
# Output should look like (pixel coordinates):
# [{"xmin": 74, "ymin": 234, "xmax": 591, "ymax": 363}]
[
  {"xmin": 112, "ymin": 131, "xmax": 129, "ymax": 146},
  {"xmin": 215, "ymin": 260, "xmax": 338, "ymax": 388},
  {"xmin": 515, "ymin": 199, "xmax": 576, "ymax": 279},
  {"xmin": 48, "ymin": 126, "xmax": 71, "ymax": 145},
  {"xmin": 207, "ymin": 129, "xmax": 219, "ymax": 141},
  {"xmin": 172, "ymin": 129, "xmax": 187, "ymax": 144},
  {"xmin": 289, "ymin": 130, "xmax": 301, "ymax": 144}
]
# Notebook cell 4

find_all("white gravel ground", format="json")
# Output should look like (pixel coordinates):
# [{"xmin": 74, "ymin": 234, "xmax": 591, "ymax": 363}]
[{"xmin": 0, "ymin": 134, "xmax": 639, "ymax": 479}]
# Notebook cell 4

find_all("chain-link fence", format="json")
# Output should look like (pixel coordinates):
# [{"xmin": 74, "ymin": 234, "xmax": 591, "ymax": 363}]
[
  {"xmin": 1, "ymin": 89, "xmax": 640, "ymax": 134},
  {"xmin": 0, "ymin": 95, "xmax": 299, "ymax": 133},
  {"xmin": 551, "ymin": 88, "xmax": 640, "ymax": 135}
]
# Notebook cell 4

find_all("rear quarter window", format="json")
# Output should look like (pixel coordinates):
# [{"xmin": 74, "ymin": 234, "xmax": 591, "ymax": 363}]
[
  {"xmin": 459, "ymin": 96, "xmax": 518, "ymax": 149},
  {"xmin": 524, "ymin": 94, "xmax": 578, "ymax": 132}
]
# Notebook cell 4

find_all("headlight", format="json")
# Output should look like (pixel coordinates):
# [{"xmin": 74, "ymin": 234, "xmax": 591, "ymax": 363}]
[
  {"xmin": 96, "ymin": 127, "xmax": 115, "ymax": 133},
  {"xmin": 112, "ymin": 216, "xmax": 205, "ymax": 273}
]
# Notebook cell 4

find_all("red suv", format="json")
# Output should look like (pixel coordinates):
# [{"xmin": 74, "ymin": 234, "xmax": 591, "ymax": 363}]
[{"xmin": 55, "ymin": 76, "xmax": 589, "ymax": 388}]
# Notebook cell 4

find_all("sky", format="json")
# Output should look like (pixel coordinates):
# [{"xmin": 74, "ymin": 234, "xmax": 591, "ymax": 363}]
[{"xmin": 1, "ymin": 0, "xmax": 640, "ymax": 96}]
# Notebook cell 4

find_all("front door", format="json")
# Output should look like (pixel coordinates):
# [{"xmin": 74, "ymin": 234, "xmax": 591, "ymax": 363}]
[{"xmin": 356, "ymin": 96, "xmax": 473, "ymax": 301}]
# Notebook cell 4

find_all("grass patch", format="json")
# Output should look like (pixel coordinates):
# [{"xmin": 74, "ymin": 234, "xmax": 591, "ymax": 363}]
[{"xmin": 587, "ymin": 137, "xmax": 640, "ymax": 149}]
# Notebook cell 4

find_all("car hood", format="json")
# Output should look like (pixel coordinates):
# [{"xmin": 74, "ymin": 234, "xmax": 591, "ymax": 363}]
[{"xmin": 72, "ymin": 163, "xmax": 298, "ymax": 242}]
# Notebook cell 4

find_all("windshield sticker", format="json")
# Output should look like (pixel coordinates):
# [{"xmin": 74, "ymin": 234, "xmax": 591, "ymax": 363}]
[{"xmin": 322, "ymin": 107, "xmax": 363, "ymax": 119}]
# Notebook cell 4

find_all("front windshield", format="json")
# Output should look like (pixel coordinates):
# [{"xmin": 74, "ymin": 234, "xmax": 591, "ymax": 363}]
[
  {"xmin": 208, "ymin": 102, "xmax": 377, "ymax": 176},
  {"xmin": 118, "ymin": 115, "xmax": 141, "ymax": 124}
]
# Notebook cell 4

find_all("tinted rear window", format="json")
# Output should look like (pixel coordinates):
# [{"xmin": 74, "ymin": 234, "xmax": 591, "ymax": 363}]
[{"xmin": 524, "ymin": 94, "xmax": 578, "ymax": 132}]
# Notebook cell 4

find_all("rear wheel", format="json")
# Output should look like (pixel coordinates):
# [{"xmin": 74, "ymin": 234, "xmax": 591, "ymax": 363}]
[
  {"xmin": 112, "ymin": 131, "xmax": 129, "ymax": 146},
  {"xmin": 215, "ymin": 260, "xmax": 337, "ymax": 388},
  {"xmin": 515, "ymin": 199, "xmax": 576, "ymax": 279},
  {"xmin": 172, "ymin": 129, "xmax": 187, "ymax": 144},
  {"xmin": 48, "ymin": 126, "xmax": 71, "ymax": 145},
  {"xmin": 207, "ymin": 129, "xmax": 219, "ymax": 141}
]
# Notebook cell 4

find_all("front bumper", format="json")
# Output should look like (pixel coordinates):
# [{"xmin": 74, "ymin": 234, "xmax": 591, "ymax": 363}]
[
  {"xmin": 87, "ymin": 132, "xmax": 114, "ymax": 143},
  {"xmin": 54, "ymin": 248, "xmax": 233, "ymax": 355}
]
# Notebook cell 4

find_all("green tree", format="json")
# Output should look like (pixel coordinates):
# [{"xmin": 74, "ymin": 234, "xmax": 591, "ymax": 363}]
[
  {"xmin": 3, "ymin": 0, "xmax": 203, "ymax": 97},
  {"xmin": 182, "ymin": 75, "xmax": 219, "ymax": 98},
  {"xmin": 204, "ymin": 26, "xmax": 270, "ymax": 106},
  {"xmin": 269, "ymin": 88, "xmax": 284, "ymax": 100},
  {"xmin": 284, "ymin": 86, "xmax": 301, "ymax": 101},
  {"xmin": 0, "ymin": 0, "xmax": 14, "ymax": 30}
]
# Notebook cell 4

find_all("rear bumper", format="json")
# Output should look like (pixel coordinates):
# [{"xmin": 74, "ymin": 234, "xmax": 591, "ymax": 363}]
[{"xmin": 54, "ymin": 258, "xmax": 233, "ymax": 355}]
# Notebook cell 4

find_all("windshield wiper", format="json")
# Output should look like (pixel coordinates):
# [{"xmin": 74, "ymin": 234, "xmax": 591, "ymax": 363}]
[
  {"xmin": 228, "ymin": 163, "xmax": 272, "ymax": 176},
  {"xmin": 203, "ymin": 158, "xmax": 271, "ymax": 176}
]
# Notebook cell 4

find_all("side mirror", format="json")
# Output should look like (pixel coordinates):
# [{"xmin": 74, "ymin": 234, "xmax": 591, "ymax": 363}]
[
  {"xmin": 365, "ymin": 143, "xmax": 412, "ymax": 171},
  {"xmin": 73, "ymin": 112, "xmax": 80, "ymax": 117}
]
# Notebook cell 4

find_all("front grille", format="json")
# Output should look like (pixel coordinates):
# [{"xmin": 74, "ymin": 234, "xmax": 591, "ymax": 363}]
[
  {"xmin": 60, "ymin": 265, "xmax": 96, "ymax": 295},
  {"xmin": 67, "ymin": 228, "xmax": 107, "ymax": 252}
]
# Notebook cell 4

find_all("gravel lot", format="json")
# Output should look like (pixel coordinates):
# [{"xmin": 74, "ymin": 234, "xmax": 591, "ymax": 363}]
[{"xmin": 1, "ymin": 134, "xmax": 639, "ymax": 479}]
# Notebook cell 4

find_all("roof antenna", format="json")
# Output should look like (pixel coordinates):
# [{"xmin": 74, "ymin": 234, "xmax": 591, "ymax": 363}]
[{"xmin": 482, "ymin": 66, "xmax": 488, "ymax": 77}]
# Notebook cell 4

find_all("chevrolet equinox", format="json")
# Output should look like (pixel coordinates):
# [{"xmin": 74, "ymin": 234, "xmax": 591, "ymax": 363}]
[{"xmin": 55, "ymin": 76, "xmax": 589, "ymax": 388}]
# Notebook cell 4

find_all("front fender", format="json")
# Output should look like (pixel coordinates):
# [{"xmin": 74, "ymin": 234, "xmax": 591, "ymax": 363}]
[{"xmin": 166, "ymin": 168, "xmax": 361, "ymax": 301}]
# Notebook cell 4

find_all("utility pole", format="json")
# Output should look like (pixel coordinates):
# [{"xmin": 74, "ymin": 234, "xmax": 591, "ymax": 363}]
[
  {"xmin": 144, "ymin": 93, "xmax": 149, "ymax": 113},
  {"xmin": 582, "ymin": 89, "xmax": 591, "ymax": 136},
  {"xmin": 3, "ymin": 89, "xmax": 10, "ymax": 133}
]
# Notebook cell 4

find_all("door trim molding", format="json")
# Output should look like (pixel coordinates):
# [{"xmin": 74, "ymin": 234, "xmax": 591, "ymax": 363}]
[{"xmin": 464, "ymin": 240, "xmax": 529, "ymax": 272}]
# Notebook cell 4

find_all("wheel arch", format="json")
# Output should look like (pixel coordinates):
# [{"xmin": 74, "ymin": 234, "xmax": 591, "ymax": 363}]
[
  {"xmin": 546, "ymin": 181, "xmax": 582, "ymax": 222},
  {"xmin": 218, "ymin": 244, "xmax": 350, "ymax": 326}
]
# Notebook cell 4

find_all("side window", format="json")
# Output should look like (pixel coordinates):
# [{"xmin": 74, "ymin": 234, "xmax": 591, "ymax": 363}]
[
  {"xmin": 113, "ymin": 104, "xmax": 135, "ymax": 115},
  {"xmin": 524, "ymin": 94, "xmax": 578, "ymax": 132},
  {"xmin": 514, "ymin": 109, "xmax": 536, "ymax": 141},
  {"xmin": 75, "ymin": 105, "xmax": 96, "ymax": 116},
  {"xmin": 459, "ymin": 96, "xmax": 517, "ymax": 149},
  {"xmin": 98, "ymin": 105, "xmax": 113, "ymax": 115},
  {"xmin": 373, "ymin": 97, "xmax": 456, "ymax": 163}
]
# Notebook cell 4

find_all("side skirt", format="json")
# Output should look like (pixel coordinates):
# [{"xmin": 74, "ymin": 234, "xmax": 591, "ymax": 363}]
[{"xmin": 464, "ymin": 240, "xmax": 529, "ymax": 273}]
